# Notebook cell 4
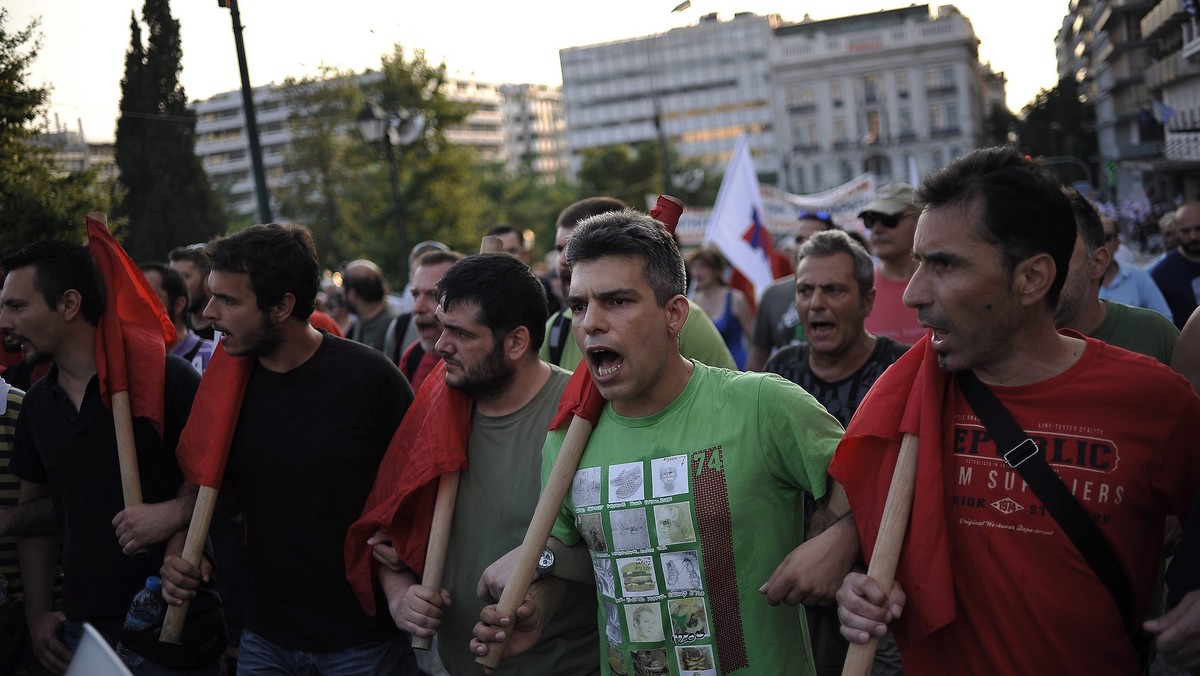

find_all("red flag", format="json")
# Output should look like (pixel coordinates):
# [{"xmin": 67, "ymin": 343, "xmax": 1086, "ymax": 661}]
[
  {"xmin": 827, "ymin": 335, "xmax": 956, "ymax": 643},
  {"xmin": 87, "ymin": 216, "xmax": 178, "ymax": 436},
  {"xmin": 175, "ymin": 343, "xmax": 254, "ymax": 489},
  {"xmin": 549, "ymin": 195, "xmax": 683, "ymax": 431},
  {"xmin": 345, "ymin": 360, "xmax": 471, "ymax": 616}
]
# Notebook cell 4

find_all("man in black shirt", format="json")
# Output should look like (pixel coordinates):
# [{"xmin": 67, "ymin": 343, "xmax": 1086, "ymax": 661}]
[
  {"xmin": 764, "ymin": 230, "xmax": 906, "ymax": 676},
  {"xmin": 1, "ymin": 241, "xmax": 206, "ymax": 674},
  {"xmin": 160, "ymin": 224, "xmax": 418, "ymax": 674}
]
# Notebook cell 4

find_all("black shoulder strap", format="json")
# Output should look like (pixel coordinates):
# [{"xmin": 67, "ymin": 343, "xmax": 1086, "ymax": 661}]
[
  {"xmin": 404, "ymin": 342, "xmax": 425, "ymax": 379},
  {"xmin": 547, "ymin": 311, "xmax": 572, "ymax": 366},
  {"xmin": 956, "ymin": 370, "xmax": 1137, "ymax": 632},
  {"xmin": 390, "ymin": 313, "xmax": 412, "ymax": 365}
]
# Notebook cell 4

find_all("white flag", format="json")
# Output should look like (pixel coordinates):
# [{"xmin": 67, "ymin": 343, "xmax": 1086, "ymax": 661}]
[{"xmin": 704, "ymin": 134, "xmax": 775, "ymax": 299}]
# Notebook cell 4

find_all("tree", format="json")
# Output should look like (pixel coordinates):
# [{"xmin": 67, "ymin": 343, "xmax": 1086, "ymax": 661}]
[
  {"xmin": 0, "ymin": 10, "xmax": 107, "ymax": 250},
  {"xmin": 983, "ymin": 101, "xmax": 1018, "ymax": 147},
  {"xmin": 114, "ymin": 0, "xmax": 224, "ymax": 262},
  {"xmin": 278, "ymin": 46, "xmax": 490, "ymax": 284},
  {"xmin": 474, "ymin": 162, "xmax": 580, "ymax": 260},
  {"xmin": 1015, "ymin": 76, "xmax": 1096, "ymax": 185}
]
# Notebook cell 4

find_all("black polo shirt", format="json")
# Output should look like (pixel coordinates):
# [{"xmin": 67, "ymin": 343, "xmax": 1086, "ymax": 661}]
[{"xmin": 10, "ymin": 356, "xmax": 199, "ymax": 631}]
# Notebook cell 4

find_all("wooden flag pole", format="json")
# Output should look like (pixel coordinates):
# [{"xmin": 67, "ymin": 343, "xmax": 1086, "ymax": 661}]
[
  {"xmin": 410, "ymin": 471, "xmax": 459, "ymax": 651},
  {"xmin": 410, "ymin": 234, "xmax": 503, "ymax": 651},
  {"xmin": 159, "ymin": 485, "xmax": 218, "ymax": 643},
  {"xmin": 841, "ymin": 433, "xmax": 919, "ymax": 676},
  {"xmin": 476, "ymin": 414, "xmax": 594, "ymax": 669},
  {"xmin": 476, "ymin": 196, "xmax": 683, "ymax": 669},
  {"xmin": 89, "ymin": 212, "xmax": 145, "ymax": 511}
]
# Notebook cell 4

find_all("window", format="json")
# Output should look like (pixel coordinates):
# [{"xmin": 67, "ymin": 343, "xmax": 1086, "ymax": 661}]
[
  {"xmin": 831, "ymin": 80, "xmax": 844, "ymax": 106},
  {"xmin": 862, "ymin": 74, "xmax": 880, "ymax": 103},
  {"xmin": 900, "ymin": 109, "xmax": 913, "ymax": 132},
  {"xmin": 930, "ymin": 106, "xmax": 945, "ymax": 131},
  {"xmin": 897, "ymin": 71, "xmax": 910, "ymax": 96},
  {"xmin": 835, "ymin": 117, "xmax": 847, "ymax": 141},
  {"xmin": 813, "ymin": 164, "xmax": 823, "ymax": 189}
]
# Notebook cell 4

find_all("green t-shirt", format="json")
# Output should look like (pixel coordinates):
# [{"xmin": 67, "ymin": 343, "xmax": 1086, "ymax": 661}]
[
  {"xmin": 541, "ymin": 301, "xmax": 737, "ymax": 371},
  {"xmin": 1090, "ymin": 299, "xmax": 1179, "ymax": 364},
  {"xmin": 439, "ymin": 366, "xmax": 599, "ymax": 675},
  {"xmin": 544, "ymin": 362, "xmax": 843, "ymax": 676}
]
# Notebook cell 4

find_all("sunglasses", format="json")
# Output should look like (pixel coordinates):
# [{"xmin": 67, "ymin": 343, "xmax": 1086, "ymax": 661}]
[
  {"xmin": 862, "ymin": 212, "xmax": 902, "ymax": 229},
  {"xmin": 798, "ymin": 210, "xmax": 831, "ymax": 221}
]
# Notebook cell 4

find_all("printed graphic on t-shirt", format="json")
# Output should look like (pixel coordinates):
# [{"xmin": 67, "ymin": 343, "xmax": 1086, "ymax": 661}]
[
  {"xmin": 951, "ymin": 416, "xmax": 1129, "ymax": 537},
  {"xmin": 573, "ymin": 451, "xmax": 728, "ymax": 675}
]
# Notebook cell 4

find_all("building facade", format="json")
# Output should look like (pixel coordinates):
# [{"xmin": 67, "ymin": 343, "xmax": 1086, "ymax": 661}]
[
  {"xmin": 193, "ymin": 76, "xmax": 564, "ymax": 219},
  {"xmin": 560, "ymin": 11, "xmax": 782, "ymax": 183},
  {"xmin": 500, "ymin": 83, "xmax": 570, "ymax": 178},
  {"xmin": 773, "ymin": 5, "xmax": 986, "ymax": 193},
  {"xmin": 1141, "ymin": 0, "xmax": 1200, "ymax": 199},
  {"xmin": 559, "ymin": 4, "xmax": 992, "ymax": 194}
]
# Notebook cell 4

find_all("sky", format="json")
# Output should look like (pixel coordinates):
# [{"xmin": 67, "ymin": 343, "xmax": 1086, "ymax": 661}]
[{"xmin": 10, "ymin": 0, "xmax": 1070, "ymax": 144}]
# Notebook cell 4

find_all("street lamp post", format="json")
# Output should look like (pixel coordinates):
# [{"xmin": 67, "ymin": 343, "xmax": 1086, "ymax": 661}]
[
  {"xmin": 218, "ymin": 0, "xmax": 272, "ymax": 225},
  {"xmin": 357, "ymin": 102, "xmax": 425, "ymax": 282}
]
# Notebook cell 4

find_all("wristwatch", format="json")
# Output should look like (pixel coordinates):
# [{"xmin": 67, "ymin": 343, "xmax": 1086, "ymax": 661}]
[{"xmin": 535, "ymin": 546, "xmax": 556, "ymax": 581}]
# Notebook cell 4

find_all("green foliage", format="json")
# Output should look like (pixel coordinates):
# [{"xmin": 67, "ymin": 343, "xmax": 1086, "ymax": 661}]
[
  {"xmin": 575, "ymin": 140, "xmax": 720, "ymax": 211},
  {"xmin": 983, "ymin": 102, "xmax": 1018, "ymax": 147},
  {"xmin": 0, "ymin": 10, "xmax": 107, "ymax": 251},
  {"xmin": 474, "ymin": 162, "xmax": 581, "ymax": 259},
  {"xmin": 278, "ymin": 46, "xmax": 505, "ymax": 285},
  {"xmin": 114, "ymin": 0, "xmax": 224, "ymax": 262}
]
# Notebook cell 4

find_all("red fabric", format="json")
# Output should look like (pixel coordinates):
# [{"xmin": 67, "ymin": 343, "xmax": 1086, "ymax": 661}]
[
  {"xmin": 549, "ymin": 364, "xmax": 605, "ymax": 430},
  {"xmin": 827, "ymin": 335, "xmax": 955, "ymax": 644},
  {"xmin": 87, "ymin": 216, "xmax": 177, "ymax": 436},
  {"xmin": 399, "ymin": 343, "xmax": 439, "ymax": 392},
  {"xmin": 175, "ymin": 342, "xmax": 253, "ymax": 489},
  {"xmin": 310, "ymin": 310, "xmax": 343, "ymax": 337},
  {"xmin": 345, "ymin": 360, "xmax": 471, "ymax": 616}
]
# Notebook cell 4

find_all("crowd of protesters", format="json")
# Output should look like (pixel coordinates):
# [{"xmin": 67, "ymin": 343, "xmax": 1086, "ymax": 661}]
[{"xmin": 0, "ymin": 146, "xmax": 1199, "ymax": 676}]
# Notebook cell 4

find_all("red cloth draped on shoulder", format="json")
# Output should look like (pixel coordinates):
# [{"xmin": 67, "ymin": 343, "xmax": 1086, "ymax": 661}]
[
  {"xmin": 175, "ymin": 343, "xmax": 254, "ymax": 489},
  {"xmin": 345, "ymin": 360, "xmax": 471, "ymax": 616},
  {"xmin": 86, "ymin": 216, "xmax": 177, "ymax": 436},
  {"xmin": 827, "ymin": 335, "xmax": 957, "ymax": 643}
]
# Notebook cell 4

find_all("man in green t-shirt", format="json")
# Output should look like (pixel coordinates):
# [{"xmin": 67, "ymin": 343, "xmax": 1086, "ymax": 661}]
[
  {"xmin": 472, "ymin": 209, "xmax": 858, "ymax": 675},
  {"xmin": 378, "ymin": 253, "xmax": 599, "ymax": 675},
  {"xmin": 1057, "ymin": 188, "xmax": 1179, "ymax": 364}
]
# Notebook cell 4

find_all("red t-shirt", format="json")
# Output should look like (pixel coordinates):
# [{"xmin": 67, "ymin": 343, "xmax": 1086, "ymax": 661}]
[
  {"xmin": 864, "ymin": 269, "xmax": 927, "ymax": 345},
  {"xmin": 892, "ymin": 340, "xmax": 1200, "ymax": 674},
  {"xmin": 400, "ymin": 343, "xmax": 440, "ymax": 392}
]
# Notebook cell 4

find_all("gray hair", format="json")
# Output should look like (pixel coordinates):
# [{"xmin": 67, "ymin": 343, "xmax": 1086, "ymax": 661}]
[{"xmin": 798, "ymin": 229, "xmax": 875, "ymax": 298}]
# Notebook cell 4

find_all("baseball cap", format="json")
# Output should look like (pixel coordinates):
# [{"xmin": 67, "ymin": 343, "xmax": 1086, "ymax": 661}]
[{"xmin": 858, "ymin": 183, "xmax": 916, "ymax": 218}]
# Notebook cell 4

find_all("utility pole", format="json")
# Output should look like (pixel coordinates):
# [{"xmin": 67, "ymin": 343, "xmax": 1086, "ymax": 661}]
[{"xmin": 220, "ymin": 0, "xmax": 272, "ymax": 224}]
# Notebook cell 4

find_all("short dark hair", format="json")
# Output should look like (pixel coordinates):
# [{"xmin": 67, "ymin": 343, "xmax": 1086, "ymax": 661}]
[
  {"xmin": 2, "ymin": 241, "xmax": 106, "ymax": 326},
  {"xmin": 565, "ymin": 209, "xmax": 686, "ymax": 306},
  {"xmin": 555, "ymin": 197, "xmax": 629, "ymax": 230},
  {"xmin": 168, "ymin": 243, "xmax": 211, "ymax": 274},
  {"xmin": 918, "ymin": 146, "xmax": 1074, "ymax": 308},
  {"xmin": 1062, "ymin": 187, "xmax": 1104, "ymax": 253},
  {"xmin": 437, "ymin": 253, "xmax": 548, "ymax": 349},
  {"xmin": 206, "ymin": 223, "xmax": 319, "ymax": 321},
  {"xmin": 799, "ymin": 230, "xmax": 876, "ymax": 298},
  {"xmin": 414, "ymin": 250, "xmax": 464, "ymax": 271},
  {"xmin": 140, "ymin": 261, "xmax": 188, "ymax": 314}
]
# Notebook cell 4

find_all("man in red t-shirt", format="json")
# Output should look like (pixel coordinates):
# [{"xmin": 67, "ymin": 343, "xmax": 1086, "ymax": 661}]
[
  {"xmin": 859, "ymin": 183, "xmax": 926, "ymax": 345},
  {"xmin": 833, "ymin": 148, "xmax": 1200, "ymax": 675}
]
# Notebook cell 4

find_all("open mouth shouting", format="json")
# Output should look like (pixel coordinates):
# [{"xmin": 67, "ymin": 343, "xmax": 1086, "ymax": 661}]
[{"xmin": 587, "ymin": 346, "xmax": 624, "ymax": 381}]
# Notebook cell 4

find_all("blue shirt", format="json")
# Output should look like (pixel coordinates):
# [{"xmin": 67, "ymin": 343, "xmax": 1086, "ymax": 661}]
[{"xmin": 1099, "ymin": 261, "xmax": 1173, "ymax": 323}]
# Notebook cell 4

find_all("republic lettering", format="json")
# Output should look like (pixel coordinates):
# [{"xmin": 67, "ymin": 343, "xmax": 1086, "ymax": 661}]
[
  {"xmin": 1031, "ymin": 435, "xmax": 1114, "ymax": 471},
  {"xmin": 953, "ymin": 428, "xmax": 990, "ymax": 456}
]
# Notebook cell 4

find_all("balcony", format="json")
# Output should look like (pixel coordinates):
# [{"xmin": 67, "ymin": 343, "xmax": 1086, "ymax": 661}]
[
  {"xmin": 1141, "ymin": 0, "xmax": 1188, "ymax": 40},
  {"xmin": 1145, "ymin": 50, "xmax": 1200, "ymax": 90}
]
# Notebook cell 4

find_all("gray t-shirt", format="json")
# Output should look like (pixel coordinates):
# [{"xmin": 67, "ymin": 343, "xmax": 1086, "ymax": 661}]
[{"xmin": 439, "ymin": 366, "xmax": 600, "ymax": 675}]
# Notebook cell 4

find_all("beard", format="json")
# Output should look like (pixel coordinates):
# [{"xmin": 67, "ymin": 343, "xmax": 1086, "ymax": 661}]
[
  {"xmin": 445, "ymin": 339, "xmax": 515, "ymax": 401},
  {"xmin": 188, "ymin": 292, "xmax": 209, "ymax": 315},
  {"xmin": 226, "ymin": 312, "xmax": 286, "ymax": 358},
  {"xmin": 1182, "ymin": 239, "xmax": 1200, "ymax": 259}
]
